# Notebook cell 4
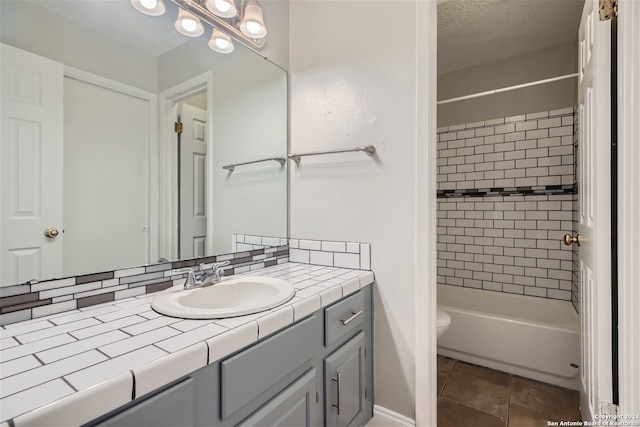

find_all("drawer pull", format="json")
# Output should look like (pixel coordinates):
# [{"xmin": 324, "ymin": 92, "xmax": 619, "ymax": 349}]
[
  {"xmin": 340, "ymin": 310, "xmax": 363, "ymax": 326},
  {"xmin": 332, "ymin": 372, "xmax": 342, "ymax": 415}
]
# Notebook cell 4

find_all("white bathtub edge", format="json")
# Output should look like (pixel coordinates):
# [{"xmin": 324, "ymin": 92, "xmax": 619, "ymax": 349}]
[{"xmin": 437, "ymin": 347, "xmax": 580, "ymax": 391}]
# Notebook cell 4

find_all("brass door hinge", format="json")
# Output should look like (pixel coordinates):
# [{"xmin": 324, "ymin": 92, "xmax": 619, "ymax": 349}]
[
  {"xmin": 174, "ymin": 121, "xmax": 183, "ymax": 134},
  {"xmin": 599, "ymin": 0, "xmax": 618, "ymax": 20}
]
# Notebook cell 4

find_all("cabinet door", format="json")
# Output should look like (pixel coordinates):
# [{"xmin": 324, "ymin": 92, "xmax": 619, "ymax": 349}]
[
  {"xmin": 237, "ymin": 368, "xmax": 317, "ymax": 427},
  {"xmin": 88, "ymin": 378, "xmax": 194, "ymax": 427},
  {"xmin": 324, "ymin": 332, "xmax": 365, "ymax": 427}
]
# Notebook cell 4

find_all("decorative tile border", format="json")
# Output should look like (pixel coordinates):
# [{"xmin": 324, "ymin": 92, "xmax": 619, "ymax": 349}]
[
  {"xmin": 232, "ymin": 234, "xmax": 288, "ymax": 252},
  {"xmin": 288, "ymin": 239, "xmax": 371, "ymax": 270},
  {"xmin": 0, "ymin": 246, "xmax": 289, "ymax": 326},
  {"xmin": 437, "ymin": 184, "xmax": 576, "ymax": 198}
]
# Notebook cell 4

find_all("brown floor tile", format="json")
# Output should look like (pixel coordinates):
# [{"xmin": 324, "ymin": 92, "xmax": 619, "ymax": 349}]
[
  {"xmin": 441, "ymin": 362, "xmax": 510, "ymax": 418},
  {"xmin": 438, "ymin": 355, "xmax": 455, "ymax": 376},
  {"xmin": 438, "ymin": 398, "xmax": 506, "ymax": 427},
  {"xmin": 437, "ymin": 356, "xmax": 455, "ymax": 395},
  {"xmin": 510, "ymin": 376, "xmax": 581, "ymax": 421},
  {"xmin": 508, "ymin": 403, "xmax": 555, "ymax": 427}
]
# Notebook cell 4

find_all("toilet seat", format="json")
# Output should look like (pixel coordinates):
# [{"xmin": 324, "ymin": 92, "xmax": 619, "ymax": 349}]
[{"xmin": 437, "ymin": 308, "xmax": 451, "ymax": 328}]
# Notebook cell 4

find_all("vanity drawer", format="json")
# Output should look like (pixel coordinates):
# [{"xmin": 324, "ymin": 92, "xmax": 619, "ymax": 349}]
[
  {"xmin": 220, "ymin": 314, "xmax": 317, "ymax": 420},
  {"xmin": 324, "ymin": 290, "xmax": 365, "ymax": 347}
]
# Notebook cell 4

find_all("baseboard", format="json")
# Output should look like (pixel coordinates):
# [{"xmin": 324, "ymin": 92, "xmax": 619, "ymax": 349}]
[{"xmin": 371, "ymin": 405, "xmax": 416, "ymax": 427}]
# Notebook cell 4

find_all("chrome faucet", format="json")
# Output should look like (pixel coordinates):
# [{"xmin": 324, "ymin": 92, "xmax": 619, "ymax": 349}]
[{"xmin": 172, "ymin": 261, "xmax": 230, "ymax": 289}]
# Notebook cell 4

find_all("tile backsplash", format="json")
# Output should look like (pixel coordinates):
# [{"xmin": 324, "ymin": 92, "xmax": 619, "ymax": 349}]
[
  {"xmin": 0, "ymin": 246, "xmax": 289, "ymax": 326},
  {"xmin": 437, "ymin": 108, "xmax": 577, "ymax": 303},
  {"xmin": 289, "ymin": 239, "xmax": 371, "ymax": 270},
  {"xmin": 232, "ymin": 234, "xmax": 288, "ymax": 252}
]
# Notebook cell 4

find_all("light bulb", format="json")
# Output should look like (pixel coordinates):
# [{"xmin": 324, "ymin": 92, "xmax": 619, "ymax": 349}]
[
  {"xmin": 205, "ymin": 0, "xmax": 237, "ymax": 18},
  {"xmin": 245, "ymin": 21, "xmax": 261, "ymax": 35},
  {"xmin": 240, "ymin": 1, "xmax": 267, "ymax": 39},
  {"xmin": 216, "ymin": 39, "xmax": 230, "ymax": 49},
  {"xmin": 175, "ymin": 8, "xmax": 204, "ymax": 37},
  {"xmin": 182, "ymin": 18, "xmax": 197, "ymax": 32},
  {"xmin": 215, "ymin": 0, "xmax": 231, "ymax": 12},
  {"xmin": 139, "ymin": 0, "xmax": 157, "ymax": 9},
  {"xmin": 131, "ymin": 0, "xmax": 165, "ymax": 16},
  {"xmin": 208, "ymin": 29, "xmax": 234, "ymax": 53}
]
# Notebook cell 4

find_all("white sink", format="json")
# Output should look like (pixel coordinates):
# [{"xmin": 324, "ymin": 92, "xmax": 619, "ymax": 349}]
[{"xmin": 151, "ymin": 276, "xmax": 295, "ymax": 319}]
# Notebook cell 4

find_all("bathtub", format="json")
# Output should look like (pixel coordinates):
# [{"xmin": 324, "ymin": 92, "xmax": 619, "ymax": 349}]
[{"xmin": 437, "ymin": 284, "xmax": 580, "ymax": 390}]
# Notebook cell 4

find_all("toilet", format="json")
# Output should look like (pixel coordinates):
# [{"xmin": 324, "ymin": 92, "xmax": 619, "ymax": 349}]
[{"xmin": 437, "ymin": 308, "xmax": 451, "ymax": 340}]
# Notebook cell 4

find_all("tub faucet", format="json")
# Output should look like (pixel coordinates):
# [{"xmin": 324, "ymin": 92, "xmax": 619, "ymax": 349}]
[{"xmin": 172, "ymin": 261, "xmax": 230, "ymax": 289}]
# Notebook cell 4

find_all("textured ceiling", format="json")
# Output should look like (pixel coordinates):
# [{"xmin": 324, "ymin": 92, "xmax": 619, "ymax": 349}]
[{"xmin": 438, "ymin": 0, "xmax": 584, "ymax": 74}]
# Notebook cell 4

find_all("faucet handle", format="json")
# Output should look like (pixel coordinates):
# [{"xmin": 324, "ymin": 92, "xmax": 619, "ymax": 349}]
[
  {"xmin": 212, "ymin": 260, "xmax": 231, "ymax": 270},
  {"xmin": 172, "ymin": 267, "xmax": 201, "ymax": 289}
]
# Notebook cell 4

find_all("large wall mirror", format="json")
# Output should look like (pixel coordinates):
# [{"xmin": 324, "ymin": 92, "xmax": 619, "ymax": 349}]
[{"xmin": 0, "ymin": 0, "xmax": 288, "ymax": 288}]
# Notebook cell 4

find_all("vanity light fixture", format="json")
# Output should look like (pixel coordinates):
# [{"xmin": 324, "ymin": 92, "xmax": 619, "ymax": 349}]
[
  {"xmin": 239, "ymin": 0, "xmax": 266, "ymax": 38},
  {"xmin": 131, "ymin": 0, "xmax": 267, "ymax": 53},
  {"xmin": 205, "ymin": 0, "xmax": 237, "ymax": 18},
  {"xmin": 131, "ymin": 0, "xmax": 166, "ymax": 16},
  {"xmin": 175, "ymin": 8, "xmax": 205, "ymax": 37},
  {"xmin": 208, "ymin": 28, "xmax": 234, "ymax": 53}
]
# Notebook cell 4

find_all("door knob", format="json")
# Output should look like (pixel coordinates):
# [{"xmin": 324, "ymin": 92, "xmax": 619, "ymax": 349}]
[
  {"xmin": 563, "ymin": 233, "xmax": 581, "ymax": 247},
  {"xmin": 44, "ymin": 227, "xmax": 59, "ymax": 238}
]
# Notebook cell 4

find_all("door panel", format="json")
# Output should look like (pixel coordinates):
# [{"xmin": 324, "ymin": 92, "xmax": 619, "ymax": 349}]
[
  {"xmin": 1, "ymin": 43, "xmax": 63, "ymax": 285},
  {"xmin": 179, "ymin": 103, "xmax": 207, "ymax": 259},
  {"xmin": 577, "ymin": 0, "xmax": 612, "ymax": 419}
]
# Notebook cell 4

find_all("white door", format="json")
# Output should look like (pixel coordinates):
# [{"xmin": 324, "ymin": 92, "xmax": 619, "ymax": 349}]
[
  {"xmin": 179, "ymin": 103, "xmax": 207, "ymax": 259},
  {"xmin": 577, "ymin": 0, "xmax": 613, "ymax": 420},
  {"xmin": 0, "ymin": 43, "xmax": 63, "ymax": 286},
  {"xmin": 63, "ymin": 76, "xmax": 150, "ymax": 276}
]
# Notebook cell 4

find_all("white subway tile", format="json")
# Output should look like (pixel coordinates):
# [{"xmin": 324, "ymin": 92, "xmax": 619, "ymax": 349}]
[
  {"xmin": 0, "ymin": 379, "xmax": 74, "ymax": 422},
  {"xmin": 100, "ymin": 326, "xmax": 180, "ymax": 358},
  {"xmin": 526, "ymin": 111, "xmax": 549, "ymax": 120},
  {"xmin": 37, "ymin": 330, "xmax": 129, "ymax": 364},
  {"xmin": 298, "ymin": 239, "xmax": 322, "ymax": 251},
  {"xmin": 257, "ymin": 306, "xmax": 294, "ymax": 339},
  {"xmin": 155, "ymin": 323, "xmax": 227, "ymax": 354},
  {"xmin": 319, "ymin": 286, "xmax": 343, "ymax": 307},
  {"xmin": 0, "ymin": 355, "xmax": 41, "ymax": 379},
  {"xmin": 207, "ymin": 321, "xmax": 258, "ymax": 364},
  {"xmin": 14, "ymin": 373, "xmax": 132, "ymax": 427},
  {"xmin": 135, "ymin": 343, "xmax": 207, "ymax": 397},
  {"xmin": 341, "ymin": 277, "xmax": 360, "ymax": 296},
  {"xmin": 292, "ymin": 294, "xmax": 321, "ymax": 321},
  {"xmin": 114, "ymin": 267, "xmax": 146, "ymax": 278},
  {"xmin": 334, "ymin": 253, "xmax": 360, "ymax": 269},
  {"xmin": 1, "ymin": 350, "xmax": 107, "ymax": 398},
  {"xmin": 289, "ymin": 248, "xmax": 310, "ymax": 264},
  {"xmin": 310, "ymin": 250, "xmax": 334, "ymax": 267},
  {"xmin": 32, "ymin": 300, "xmax": 78, "ymax": 319},
  {"xmin": 70, "ymin": 315, "xmax": 146, "ymax": 340},
  {"xmin": 360, "ymin": 243, "xmax": 371, "ymax": 270}
]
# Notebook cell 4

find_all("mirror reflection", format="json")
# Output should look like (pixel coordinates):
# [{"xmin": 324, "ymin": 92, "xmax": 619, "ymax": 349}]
[{"xmin": 0, "ymin": 0, "xmax": 287, "ymax": 288}]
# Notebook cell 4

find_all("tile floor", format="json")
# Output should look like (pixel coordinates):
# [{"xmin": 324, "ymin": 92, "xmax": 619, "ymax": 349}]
[{"xmin": 437, "ymin": 355, "xmax": 581, "ymax": 426}]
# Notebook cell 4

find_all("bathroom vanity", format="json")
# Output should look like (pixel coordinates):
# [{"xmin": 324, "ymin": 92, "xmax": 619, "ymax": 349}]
[
  {"xmin": 87, "ymin": 287, "xmax": 372, "ymax": 427},
  {"xmin": 0, "ymin": 263, "xmax": 373, "ymax": 427}
]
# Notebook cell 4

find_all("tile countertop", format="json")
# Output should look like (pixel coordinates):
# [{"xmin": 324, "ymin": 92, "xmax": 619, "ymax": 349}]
[{"xmin": 0, "ymin": 263, "xmax": 374, "ymax": 427}]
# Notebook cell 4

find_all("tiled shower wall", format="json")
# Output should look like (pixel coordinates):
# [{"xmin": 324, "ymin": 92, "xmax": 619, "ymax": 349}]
[{"xmin": 437, "ymin": 108, "xmax": 578, "ymax": 303}]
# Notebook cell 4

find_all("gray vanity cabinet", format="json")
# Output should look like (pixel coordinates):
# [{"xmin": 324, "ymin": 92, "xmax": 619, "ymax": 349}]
[
  {"xmin": 89, "ymin": 378, "xmax": 195, "ymax": 427},
  {"xmin": 83, "ymin": 286, "xmax": 373, "ymax": 427},
  {"xmin": 324, "ymin": 332, "xmax": 366, "ymax": 427},
  {"xmin": 237, "ymin": 368, "xmax": 318, "ymax": 427}
]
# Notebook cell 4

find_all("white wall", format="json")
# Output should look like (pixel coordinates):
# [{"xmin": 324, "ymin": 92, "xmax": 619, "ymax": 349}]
[
  {"xmin": 438, "ymin": 42, "xmax": 577, "ymax": 127},
  {"xmin": 289, "ymin": 1, "xmax": 435, "ymax": 420}
]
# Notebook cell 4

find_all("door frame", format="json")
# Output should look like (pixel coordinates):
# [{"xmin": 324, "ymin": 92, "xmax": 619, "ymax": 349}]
[
  {"xmin": 416, "ymin": 0, "xmax": 640, "ymax": 423},
  {"xmin": 616, "ymin": 0, "xmax": 640, "ymax": 416},
  {"xmin": 158, "ymin": 72, "xmax": 214, "ymax": 261},
  {"xmin": 415, "ymin": 1, "xmax": 438, "ymax": 426},
  {"xmin": 63, "ymin": 65, "xmax": 159, "ymax": 268}
]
